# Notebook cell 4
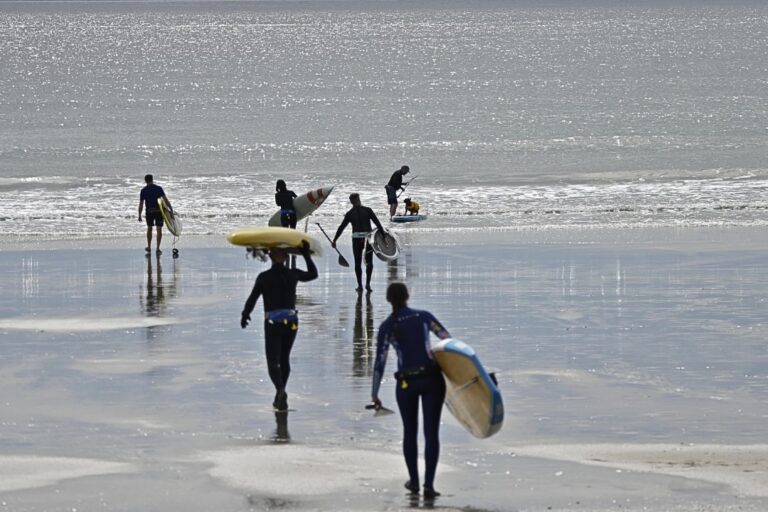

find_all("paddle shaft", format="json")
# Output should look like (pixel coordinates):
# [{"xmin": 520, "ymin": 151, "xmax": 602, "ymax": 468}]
[
  {"xmin": 315, "ymin": 223, "xmax": 350, "ymax": 267},
  {"xmin": 397, "ymin": 176, "xmax": 418, "ymax": 198}
]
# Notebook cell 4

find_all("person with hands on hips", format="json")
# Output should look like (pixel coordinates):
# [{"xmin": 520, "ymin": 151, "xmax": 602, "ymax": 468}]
[
  {"xmin": 240, "ymin": 240, "xmax": 317, "ymax": 411},
  {"xmin": 371, "ymin": 282, "xmax": 451, "ymax": 500}
]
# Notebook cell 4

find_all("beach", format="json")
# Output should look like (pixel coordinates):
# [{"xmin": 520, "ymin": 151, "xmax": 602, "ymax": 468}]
[{"xmin": 1, "ymin": 226, "xmax": 767, "ymax": 511}]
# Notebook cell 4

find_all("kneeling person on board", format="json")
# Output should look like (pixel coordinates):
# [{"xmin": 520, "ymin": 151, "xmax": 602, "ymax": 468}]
[
  {"xmin": 275, "ymin": 179, "xmax": 298, "ymax": 229},
  {"xmin": 372, "ymin": 282, "xmax": 451, "ymax": 499},
  {"xmin": 240, "ymin": 241, "xmax": 318, "ymax": 411},
  {"xmin": 385, "ymin": 165, "xmax": 410, "ymax": 217},
  {"xmin": 403, "ymin": 198, "xmax": 420, "ymax": 216},
  {"xmin": 138, "ymin": 174, "xmax": 172, "ymax": 255},
  {"xmin": 332, "ymin": 193, "xmax": 385, "ymax": 292}
]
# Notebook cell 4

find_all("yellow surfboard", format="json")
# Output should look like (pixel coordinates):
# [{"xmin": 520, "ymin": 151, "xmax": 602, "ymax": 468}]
[
  {"xmin": 227, "ymin": 226, "xmax": 323, "ymax": 255},
  {"xmin": 158, "ymin": 198, "xmax": 182, "ymax": 237}
]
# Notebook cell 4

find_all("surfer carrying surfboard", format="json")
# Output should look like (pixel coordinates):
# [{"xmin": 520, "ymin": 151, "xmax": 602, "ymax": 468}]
[
  {"xmin": 138, "ymin": 174, "xmax": 173, "ymax": 255},
  {"xmin": 371, "ymin": 282, "xmax": 452, "ymax": 500},
  {"xmin": 274, "ymin": 180, "xmax": 298, "ymax": 229},
  {"xmin": 331, "ymin": 193, "xmax": 385, "ymax": 292},
  {"xmin": 240, "ymin": 241, "xmax": 318, "ymax": 412},
  {"xmin": 385, "ymin": 165, "xmax": 410, "ymax": 217}
]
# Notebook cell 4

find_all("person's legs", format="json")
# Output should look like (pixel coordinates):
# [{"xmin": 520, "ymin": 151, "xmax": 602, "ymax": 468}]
[
  {"xmin": 264, "ymin": 323, "xmax": 284, "ymax": 392},
  {"xmin": 396, "ymin": 381, "xmax": 421, "ymax": 489},
  {"xmin": 156, "ymin": 225, "xmax": 162, "ymax": 252},
  {"xmin": 352, "ymin": 238, "xmax": 364, "ymax": 290},
  {"xmin": 421, "ymin": 374, "xmax": 446, "ymax": 493},
  {"xmin": 146, "ymin": 225, "xmax": 152, "ymax": 250},
  {"xmin": 364, "ymin": 240, "xmax": 374, "ymax": 290}
]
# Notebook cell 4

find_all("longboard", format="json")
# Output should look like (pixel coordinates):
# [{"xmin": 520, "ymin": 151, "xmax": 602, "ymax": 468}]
[
  {"xmin": 158, "ymin": 198, "xmax": 182, "ymax": 237},
  {"xmin": 227, "ymin": 226, "xmax": 322, "ymax": 255},
  {"xmin": 367, "ymin": 228, "xmax": 400, "ymax": 262},
  {"xmin": 431, "ymin": 338, "xmax": 504, "ymax": 438},
  {"xmin": 268, "ymin": 186, "xmax": 334, "ymax": 227}
]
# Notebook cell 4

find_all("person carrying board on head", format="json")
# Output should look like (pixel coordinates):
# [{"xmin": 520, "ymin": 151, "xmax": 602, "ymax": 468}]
[
  {"xmin": 240, "ymin": 241, "xmax": 318, "ymax": 412},
  {"xmin": 385, "ymin": 165, "xmax": 410, "ymax": 217},
  {"xmin": 275, "ymin": 179, "xmax": 298, "ymax": 229},
  {"xmin": 138, "ymin": 174, "xmax": 172, "ymax": 255},
  {"xmin": 332, "ymin": 193, "xmax": 385, "ymax": 292},
  {"xmin": 371, "ymin": 282, "xmax": 452, "ymax": 500}
]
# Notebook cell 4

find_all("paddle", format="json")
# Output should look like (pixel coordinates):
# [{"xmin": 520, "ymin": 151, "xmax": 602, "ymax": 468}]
[
  {"xmin": 315, "ymin": 223, "xmax": 350, "ymax": 267},
  {"xmin": 365, "ymin": 404, "xmax": 395, "ymax": 416},
  {"xmin": 397, "ymin": 176, "xmax": 418, "ymax": 199}
]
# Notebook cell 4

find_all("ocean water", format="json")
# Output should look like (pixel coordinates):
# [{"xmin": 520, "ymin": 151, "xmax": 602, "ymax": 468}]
[{"xmin": 1, "ymin": 3, "xmax": 767, "ymax": 241}]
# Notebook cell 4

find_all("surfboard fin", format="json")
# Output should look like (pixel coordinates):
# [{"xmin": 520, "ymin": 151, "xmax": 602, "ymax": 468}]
[{"xmin": 489, "ymin": 372, "xmax": 498, "ymax": 386}]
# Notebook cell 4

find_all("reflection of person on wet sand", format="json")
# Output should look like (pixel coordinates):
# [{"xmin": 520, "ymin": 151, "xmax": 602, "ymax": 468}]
[
  {"xmin": 352, "ymin": 292, "xmax": 375, "ymax": 378},
  {"xmin": 141, "ymin": 255, "xmax": 164, "ymax": 316}
]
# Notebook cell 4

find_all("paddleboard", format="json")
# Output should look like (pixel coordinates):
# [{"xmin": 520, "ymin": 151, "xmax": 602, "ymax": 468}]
[
  {"xmin": 158, "ymin": 198, "xmax": 182, "ymax": 237},
  {"xmin": 367, "ymin": 228, "xmax": 400, "ymax": 262},
  {"xmin": 391, "ymin": 214, "xmax": 427, "ymax": 223},
  {"xmin": 268, "ymin": 186, "xmax": 334, "ymax": 227},
  {"xmin": 430, "ymin": 338, "xmax": 503, "ymax": 439},
  {"xmin": 227, "ymin": 226, "xmax": 322, "ymax": 255}
]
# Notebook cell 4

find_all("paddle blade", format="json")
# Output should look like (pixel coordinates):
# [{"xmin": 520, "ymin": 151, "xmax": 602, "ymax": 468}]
[{"xmin": 338, "ymin": 254, "xmax": 350, "ymax": 267}]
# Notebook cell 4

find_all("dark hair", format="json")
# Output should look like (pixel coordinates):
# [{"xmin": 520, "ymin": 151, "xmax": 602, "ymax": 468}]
[
  {"xmin": 349, "ymin": 193, "xmax": 360, "ymax": 205},
  {"xmin": 276, "ymin": 179, "xmax": 286, "ymax": 192},
  {"xmin": 144, "ymin": 174, "xmax": 153, "ymax": 184},
  {"xmin": 386, "ymin": 282, "xmax": 409, "ymax": 309},
  {"xmin": 399, "ymin": 165, "xmax": 409, "ymax": 173}
]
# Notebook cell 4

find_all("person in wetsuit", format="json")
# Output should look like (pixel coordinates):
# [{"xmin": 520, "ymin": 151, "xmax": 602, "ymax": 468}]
[
  {"xmin": 138, "ymin": 174, "xmax": 172, "ymax": 255},
  {"xmin": 385, "ymin": 165, "xmax": 410, "ymax": 217},
  {"xmin": 331, "ymin": 193, "xmax": 385, "ymax": 292},
  {"xmin": 240, "ymin": 241, "xmax": 318, "ymax": 411},
  {"xmin": 371, "ymin": 282, "xmax": 451, "ymax": 500},
  {"xmin": 275, "ymin": 179, "xmax": 298, "ymax": 229}
]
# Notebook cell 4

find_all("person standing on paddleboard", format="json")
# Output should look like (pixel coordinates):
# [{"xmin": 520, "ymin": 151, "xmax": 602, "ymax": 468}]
[
  {"xmin": 332, "ymin": 193, "xmax": 385, "ymax": 292},
  {"xmin": 372, "ymin": 282, "xmax": 451, "ymax": 500},
  {"xmin": 138, "ymin": 174, "xmax": 172, "ymax": 255},
  {"xmin": 240, "ymin": 241, "xmax": 318, "ymax": 411},
  {"xmin": 385, "ymin": 165, "xmax": 410, "ymax": 217},
  {"xmin": 275, "ymin": 179, "xmax": 298, "ymax": 229}
]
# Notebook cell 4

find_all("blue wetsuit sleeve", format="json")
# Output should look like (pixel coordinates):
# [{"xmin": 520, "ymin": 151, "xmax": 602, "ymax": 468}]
[
  {"xmin": 426, "ymin": 312, "xmax": 451, "ymax": 339},
  {"xmin": 371, "ymin": 323, "xmax": 391, "ymax": 398}
]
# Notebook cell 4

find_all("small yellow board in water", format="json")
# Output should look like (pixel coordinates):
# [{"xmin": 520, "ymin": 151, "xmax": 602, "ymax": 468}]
[{"xmin": 227, "ymin": 226, "xmax": 323, "ymax": 256}]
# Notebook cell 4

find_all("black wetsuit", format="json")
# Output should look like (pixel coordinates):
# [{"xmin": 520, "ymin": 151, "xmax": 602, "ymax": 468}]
[
  {"xmin": 275, "ymin": 189, "xmax": 298, "ymax": 229},
  {"xmin": 241, "ymin": 253, "xmax": 318, "ymax": 402},
  {"xmin": 373, "ymin": 307, "xmax": 451, "ymax": 491},
  {"xmin": 333, "ymin": 205, "xmax": 384, "ymax": 289}
]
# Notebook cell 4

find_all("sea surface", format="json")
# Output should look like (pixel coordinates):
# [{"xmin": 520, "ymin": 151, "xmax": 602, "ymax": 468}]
[{"xmin": 1, "ymin": 2, "xmax": 766, "ymax": 242}]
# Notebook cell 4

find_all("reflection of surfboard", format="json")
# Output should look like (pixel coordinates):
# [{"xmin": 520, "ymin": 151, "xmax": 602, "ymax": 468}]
[
  {"xmin": 158, "ymin": 198, "xmax": 181, "ymax": 237},
  {"xmin": 268, "ymin": 186, "xmax": 334, "ymax": 227},
  {"xmin": 391, "ymin": 214, "xmax": 427, "ymax": 223},
  {"xmin": 367, "ymin": 228, "xmax": 400, "ymax": 262},
  {"xmin": 431, "ymin": 338, "xmax": 503, "ymax": 439},
  {"xmin": 227, "ymin": 226, "xmax": 322, "ymax": 255}
]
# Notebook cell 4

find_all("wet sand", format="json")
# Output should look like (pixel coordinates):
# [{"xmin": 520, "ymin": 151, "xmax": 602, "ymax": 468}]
[{"xmin": 0, "ymin": 226, "xmax": 767, "ymax": 511}]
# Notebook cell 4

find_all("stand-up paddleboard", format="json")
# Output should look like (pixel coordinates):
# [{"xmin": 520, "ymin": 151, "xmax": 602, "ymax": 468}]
[
  {"xmin": 391, "ymin": 214, "xmax": 427, "ymax": 223},
  {"xmin": 228, "ymin": 226, "xmax": 322, "ymax": 256},
  {"xmin": 158, "ymin": 198, "xmax": 181, "ymax": 258},
  {"xmin": 268, "ymin": 186, "xmax": 334, "ymax": 227},
  {"xmin": 431, "ymin": 338, "xmax": 503, "ymax": 439},
  {"xmin": 367, "ymin": 228, "xmax": 400, "ymax": 262}
]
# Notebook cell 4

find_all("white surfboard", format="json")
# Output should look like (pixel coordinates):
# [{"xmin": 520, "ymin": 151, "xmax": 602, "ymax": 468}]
[
  {"xmin": 367, "ymin": 228, "xmax": 400, "ymax": 262},
  {"xmin": 268, "ymin": 186, "xmax": 334, "ymax": 227},
  {"xmin": 391, "ymin": 214, "xmax": 427, "ymax": 223},
  {"xmin": 431, "ymin": 338, "xmax": 504, "ymax": 439},
  {"xmin": 158, "ymin": 198, "xmax": 181, "ymax": 237}
]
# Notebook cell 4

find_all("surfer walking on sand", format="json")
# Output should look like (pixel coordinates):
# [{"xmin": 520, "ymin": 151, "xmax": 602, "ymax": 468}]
[
  {"xmin": 332, "ymin": 193, "xmax": 385, "ymax": 292},
  {"xmin": 275, "ymin": 179, "xmax": 298, "ymax": 229},
  {"xmin": 138, "ymin": 174, "xmax": 172, "ymax": 255},
  {"xmin": 372, "ymin": 282, "xmax": 451, "ymax": 500},
  {"xmin": 240, "ymin": 241, "xmax": 318, "ymax": 411},
  {"xmin": 385, "ymin": 165, "xmax": 410, "ymax": 217}
]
